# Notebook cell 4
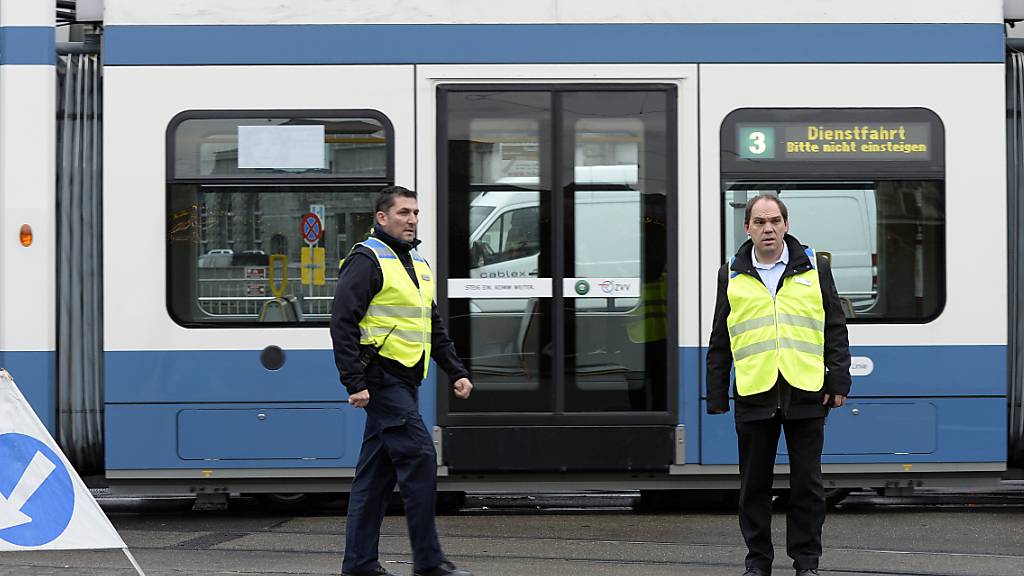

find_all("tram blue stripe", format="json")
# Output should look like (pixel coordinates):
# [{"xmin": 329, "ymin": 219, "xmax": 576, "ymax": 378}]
[
  {"xmin": 699, "ymin": 344, "xmax": 1007, "ymax": 397},
  {"xmin": 104, "ymin": 23, "xmax": 1004, "ymax": 66},
  {"xmin": 0, "ymin": 27, "xmax": 56, "ymax": 66},
  {"xmin": 0, "ymin": 350, "xmax": 56, "ymax": 434}
]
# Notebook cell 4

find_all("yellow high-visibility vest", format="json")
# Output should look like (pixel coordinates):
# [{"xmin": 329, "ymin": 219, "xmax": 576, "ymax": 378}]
[
  {"xmin": 357, "ymin": 237, "xmax": 434, "ymax": 379},
  {"xmin": 627, "ymin": 273, "xmax": 668, "ymax": 343},
  {"xmin": 726, "ymin": 249, "xmax": 825, "ymax": 396}
]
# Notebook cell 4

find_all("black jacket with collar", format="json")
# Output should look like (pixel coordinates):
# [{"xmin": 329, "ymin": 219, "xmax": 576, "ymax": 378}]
[
  {"xmin": 706, "ymin": 234, "xmax": 852, "ymax": 422},
  {"xmin": 329, "ymin": 225, "xmax": 470, "ymax": 395}
]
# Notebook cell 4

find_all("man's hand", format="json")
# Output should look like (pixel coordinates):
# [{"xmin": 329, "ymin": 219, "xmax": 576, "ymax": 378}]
[
  {"xmin": 453, "ymin": 378, "xmax": 473, "ymax": 399},
  {"xmin": 348, "ymin": 389, "xmax": 370, "ymax": 408},
  {"xmin": 823, "ymin": 394, "xmax": 846, "ymax": 408}
]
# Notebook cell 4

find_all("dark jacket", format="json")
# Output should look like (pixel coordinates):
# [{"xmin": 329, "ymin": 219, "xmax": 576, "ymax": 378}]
[
  {"xmin": 330, "ymin": 225, "xmax": 470, "ymax": 395},
  {"xmin": 706, "ymin": 234, "xmax": 852, "ymax": 422}
]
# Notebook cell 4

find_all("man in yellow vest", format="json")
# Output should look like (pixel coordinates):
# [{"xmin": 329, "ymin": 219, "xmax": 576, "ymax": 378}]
[
  {"xmin": 707, "ymin": 193, "xmax": 851, "ymax": 576},
  {"xmin": 331, "ymin": 186, "xmax": 474, "ymax": 576}
]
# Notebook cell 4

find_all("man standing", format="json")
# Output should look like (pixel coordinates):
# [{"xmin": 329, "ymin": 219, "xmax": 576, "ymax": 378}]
[
  {"xmin": 331, "ymin": 186, "xmax": 474, "ymax": 576},
  {"xmin": 707, "ymin": 193, "xmax": 851, "ymax": 576}
]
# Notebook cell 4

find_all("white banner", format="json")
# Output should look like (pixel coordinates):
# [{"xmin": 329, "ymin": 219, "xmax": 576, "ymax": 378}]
[
  {"xmin": 563, "ymin": 277, "xmax": 641, "ymax": 298},
  {"xmin": 0, "ymin": 369, "xmax": 127, "ymax": 552},
  {"xmin": 448, "ymin": 278, "xmax": 552, "ymax": 299}
]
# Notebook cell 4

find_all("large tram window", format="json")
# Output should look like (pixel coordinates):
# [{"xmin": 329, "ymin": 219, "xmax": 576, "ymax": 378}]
[
  {"xmin": 167, "ymin": 111, "xmax": 392, "ymax": 327},
  {"xmin": 722, "ymin": 181, "xmax": 945, "ymax": 322}
]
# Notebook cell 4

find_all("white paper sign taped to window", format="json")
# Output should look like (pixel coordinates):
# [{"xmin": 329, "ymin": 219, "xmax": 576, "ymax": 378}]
[{"xmin": 238, "ymin": 125, "xmax": 325, "ymax": 169}]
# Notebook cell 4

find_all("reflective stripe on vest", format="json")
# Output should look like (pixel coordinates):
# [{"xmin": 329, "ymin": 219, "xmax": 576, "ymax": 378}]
[
  {"xmin": 726, "ymin": 249, "xmax": 825, "ymax": 396},
  {"xmin": 357, "ymin": 237, "xmax": 434, "ymax": 379}
]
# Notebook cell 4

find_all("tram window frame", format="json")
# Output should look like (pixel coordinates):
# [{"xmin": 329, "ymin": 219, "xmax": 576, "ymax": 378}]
[
  {"xmin": 719, "ymin": 108, "xmax": 946, "ymax": 324},
  {"xmin": 165, "ymin": 109, "xmax": 395, "ymax": 329}
]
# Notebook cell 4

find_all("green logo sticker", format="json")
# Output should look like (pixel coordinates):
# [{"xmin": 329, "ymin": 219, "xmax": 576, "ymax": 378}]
[{"xmin": 574, "ymin": 280, "xmax": 590, "ymax": 295}]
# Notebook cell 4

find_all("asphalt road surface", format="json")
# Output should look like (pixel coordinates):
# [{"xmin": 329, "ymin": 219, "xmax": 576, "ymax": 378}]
[{"xmin": 0, "ymin": 488, "xmax": 1021, "ymax": 576}]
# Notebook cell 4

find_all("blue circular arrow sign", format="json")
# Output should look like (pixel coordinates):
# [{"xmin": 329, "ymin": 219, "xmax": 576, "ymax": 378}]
[{"xmin": 0, "ymin": 433, "xmax": 75, "ymax": 547}]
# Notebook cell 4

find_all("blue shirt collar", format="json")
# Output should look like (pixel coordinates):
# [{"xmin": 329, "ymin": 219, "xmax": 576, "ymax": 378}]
[{"xmin": 751, "ymin": 242, "xmax": 789, "ymax": 270}]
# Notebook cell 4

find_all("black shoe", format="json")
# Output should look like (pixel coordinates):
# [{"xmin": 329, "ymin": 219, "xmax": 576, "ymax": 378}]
[
  {"xmin": 342, "ymin": 567, "xmax": 399, "ymax": 576},
  {"xmin": 412, "ymin": 561, "xmax": 473, "ymax": 576},
  {"xmin": 795, "ymin": 570, "xmax": 819, "ymax": 576},
  {"xmin": 743, "ymin": 568, "xmax": 769, "ymax": 576}
]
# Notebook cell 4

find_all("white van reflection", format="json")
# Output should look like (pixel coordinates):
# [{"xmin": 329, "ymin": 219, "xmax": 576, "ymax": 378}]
[
  {"xmin": 464, "ymin": 165, "xmax": 658, "ymax": 392},
  {"xmin": 726, "ymin": 188, "xmax": 879, "ymax": 317},
  {"xmin": 468, "ymin": 165, "xmax": 641, "ymax": 314}
]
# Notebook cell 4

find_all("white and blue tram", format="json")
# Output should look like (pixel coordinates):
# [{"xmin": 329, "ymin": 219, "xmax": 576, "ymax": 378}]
[{"xmin": 1, "ymin": 0, "xmax": 1022, "ymax": 501}]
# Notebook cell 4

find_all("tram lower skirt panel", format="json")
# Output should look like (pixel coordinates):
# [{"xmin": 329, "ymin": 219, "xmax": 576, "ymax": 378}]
[{"xmin": 443, "ymin": 426, "xmax": 674, "ymax": 472}]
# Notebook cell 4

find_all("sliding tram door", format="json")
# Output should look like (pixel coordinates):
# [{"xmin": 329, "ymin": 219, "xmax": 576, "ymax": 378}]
[{"xmin": 437, "ymin": 85, "xmax": 677, "ymax": 472}]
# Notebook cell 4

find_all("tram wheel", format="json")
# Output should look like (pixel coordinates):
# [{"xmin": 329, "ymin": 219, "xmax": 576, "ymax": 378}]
[{"xmin": 257, "ymin": 492, "xmax": 318, "ymax": 512}]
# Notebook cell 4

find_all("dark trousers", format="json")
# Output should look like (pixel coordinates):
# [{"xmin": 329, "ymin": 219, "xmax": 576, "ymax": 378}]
[
  {"xmin": 736, "ymin": 415, "xmax": 825, "ymax": 573},
  {"xmin": 342, "ymin": 370, "xmax": 445, "ymax": 575}
]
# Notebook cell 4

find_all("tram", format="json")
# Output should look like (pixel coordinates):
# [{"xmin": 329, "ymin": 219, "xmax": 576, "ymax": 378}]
[{"xmin": 1, "ymin": 0, "xmax": 1022, "ymax": 504}]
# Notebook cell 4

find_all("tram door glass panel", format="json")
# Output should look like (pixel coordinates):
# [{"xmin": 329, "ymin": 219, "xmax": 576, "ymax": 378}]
[
  {"xmin": 443, "ymin": 92, "xmax": 553, "ymax": 412},
  {"xmin": 563, "ymin": 92, "xmax": 670, "ymax": 412},
  {"xmin": 166, "ymin": 112, "xmax": 392, "ymax": 327},
  {"xmin": 441, "ymin": 87, "xmax": 675, "ymax": 416}
]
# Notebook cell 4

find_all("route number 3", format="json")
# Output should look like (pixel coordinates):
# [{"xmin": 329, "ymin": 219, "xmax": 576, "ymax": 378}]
[
  {"xmin": 747, "ymin": 131, "xmax": 767, "ymax": 155},
  {"xmin": 737, "ymin": 126, "xmax": 774, "ymax": 159}
]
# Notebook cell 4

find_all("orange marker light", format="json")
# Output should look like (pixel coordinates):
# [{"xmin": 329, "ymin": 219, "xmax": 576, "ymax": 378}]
[{"xmin": 19, "ymin": 224, "xmax": 32, "ymax": 247}]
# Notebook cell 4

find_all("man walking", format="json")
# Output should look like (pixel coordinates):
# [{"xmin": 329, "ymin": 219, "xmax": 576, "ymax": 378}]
[
  {"xmin": 707, "ymin": 193, "xmax": 851, "ymax": 576},
  {"xmin": 331, "ymin": 185, "xmax": 474, "ymax": 576}
]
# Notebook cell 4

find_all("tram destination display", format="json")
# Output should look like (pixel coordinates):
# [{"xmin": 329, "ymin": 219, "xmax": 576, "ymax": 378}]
[{"xmin": 737, "ymin": 122, "xmax": 931, "ymax": 161}]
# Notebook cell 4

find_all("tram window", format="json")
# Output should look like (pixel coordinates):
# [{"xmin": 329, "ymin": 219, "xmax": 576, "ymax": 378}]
[
  {"xmin": 167, "ymin": 111, "xmax": 393, "ymax": 327},
  {"xmin": 722, "ymin": 182, "xmax": 945, "ymax": 323},
  {"xmin": 168, "ymin": 185, "xmax": 379, "ymax": 326}
]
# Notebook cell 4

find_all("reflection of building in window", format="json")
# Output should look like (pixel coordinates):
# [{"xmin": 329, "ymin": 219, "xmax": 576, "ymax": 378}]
[
  {"xmin": 270, "ymin": 233, "xmax": 287, "ymax": 256},
  {"xmin": 575, "ymin": 118, "xmax": 643, "ymax": 169},
  {"xmin": 469, "ymin": 118, "xmax": 541, "ymax": 184}
]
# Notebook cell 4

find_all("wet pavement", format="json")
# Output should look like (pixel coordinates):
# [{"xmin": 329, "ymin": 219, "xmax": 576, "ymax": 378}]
[{"xmin": 0, "ymin": 487, "xmax": 1021, "ymax": 576}]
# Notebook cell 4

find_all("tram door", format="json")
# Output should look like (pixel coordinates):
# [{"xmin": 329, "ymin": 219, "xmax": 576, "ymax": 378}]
[{"xmin": 437, "ymin": 86, "xmax": 678, "ymax": 472}]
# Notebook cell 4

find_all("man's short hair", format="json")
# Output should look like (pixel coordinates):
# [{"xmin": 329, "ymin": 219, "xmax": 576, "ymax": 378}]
[
  {"xmin": 375, "ymin": 185, "xmax": 417, "ymax": 214},
  {"xmin": 744, "ymin": 193, "xmax": 788, "ymax": 224}
]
